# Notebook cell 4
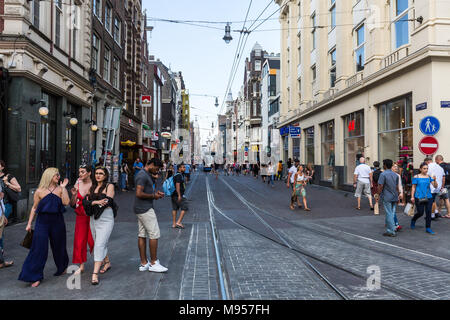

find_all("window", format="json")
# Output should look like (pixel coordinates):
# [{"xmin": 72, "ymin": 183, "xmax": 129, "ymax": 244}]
[
  {"xmin": 104, "ymin": 47, "xmax": 111, "ymax": 81},
  {"xmin": 112, "ymin": 57, "xmax": 119, "ymax": 89},
  {"xmin": 269, "ymin": 75, "xmax": 277, "ymax": 96},
  {"xmin": 321, "ymin": 121, "xmax": 335, "ymax": 181},
  {"xmin": 92, "ymin": 33, "xmax": 100, "ymax": 72},
  {"xmin": 378, "ymin": 95, "xmax": 413, "ymax": 164},
  {"xmin": 311, "ymin": 65, "xmax": 316, "ymax": 81},
  {"xmin": 396, "ymin": 0, "xmax": 408, "ymax": 15},
  {"xmin": 255, "ymin": 60, "xmax": 261, "ymax": 71},
  {"xmin": 344, "ymin": 111, "xmax": 365, "ymax": 184},
  {"xmin": 105, "ymin": 4, "xmax": 112, "ymax": 33},
  {"xmin": 305, "ymin": 126, "xmax": 314, "ymax": 165},
  {"xmin": 33, "ymin": 0, "xmax": 40, "ymax": 28},
  {"xmin": 355, "ymin": 24, "xmax": 365, "ymax": 71},
  {"xmin": 330, "ymin": 3, "xmax": 336, "ymax": 29},
  {"xmin": 55, "ymin": 0, "xmax": 62, "ymax": 47},
  {"xmin": 253, "ymin": 100, "xmax": 257, "ymax": 117},
  {"xmin": 394, "ymin": 0, "xmax": 409, "ymax": 49},
  {"xmin": 93, "ymin": 0, "xmax": 101, "ymax": 19},
  {"xmin": 269, "ymin": 98, "xmax": 279, "ymax": 117},
  {"xmin": 311, "ymin": 13, "xmax": 316, "ymax": 50},
  {"xmin": 72, "ymin": 6, "xmax": 80, "ymax": 59},
  {"xmin": 330, "ymin": 48, "xmax": 336, "ymax": 87},
  {"xmin": 114, "ymin": 18, "xmax": 122, "ymax": 44}
]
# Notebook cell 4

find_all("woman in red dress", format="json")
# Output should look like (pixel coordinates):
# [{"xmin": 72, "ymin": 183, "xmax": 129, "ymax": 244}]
[{"xmin": 70, "ymin": 165, "xmax": 94, "ymax": 274}]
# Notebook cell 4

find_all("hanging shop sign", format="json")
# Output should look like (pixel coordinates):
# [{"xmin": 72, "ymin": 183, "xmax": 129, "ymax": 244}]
[
  {"xmin": 161, "ymin": 132, "xmax": 172, "ymax": 139},
  {"xmin": 141, "ymin": 95, "xmax": 151, "ymax": 107}
]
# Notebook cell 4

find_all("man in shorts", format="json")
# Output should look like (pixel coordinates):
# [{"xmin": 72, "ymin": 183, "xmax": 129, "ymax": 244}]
[
  {"xmin": 172, "ymin": 163, "xmax": 188, "ymax": 228},
  {"xmin": 353, "ymin": 157, "xmax": 374, "ymax": 210},
  {"xmin": 134, "ymin": 158, "xmax": 168, "ymax": 273}
]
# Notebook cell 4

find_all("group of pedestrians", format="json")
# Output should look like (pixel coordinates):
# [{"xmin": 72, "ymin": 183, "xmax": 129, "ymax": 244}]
[
  {"xmin": 354, "ymin": 155, "xmax": 450, "ymax": 237},
  {"xmin": 0, "ymin": 156, "xmax": 194, "ymax": 287}
]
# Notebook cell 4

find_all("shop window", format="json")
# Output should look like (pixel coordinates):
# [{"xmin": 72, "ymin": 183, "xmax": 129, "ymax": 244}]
[
  {"xmin": 344, "ymin": 110, "xmax": 365, "ymax": 184},
  {"xmin": 378, "ymin": 95, "xmax": 413, "ymax": 165},
  {"xmin": 293, "ymin": 137, "xmax": 300, "ymax": 159},
  {"xmin": 305, "ymin": 126, "xmax": 314, "ymax": 165},
  {"xmin": 321, "ymin": 120, "xmax": 335, "ymax": 181}
]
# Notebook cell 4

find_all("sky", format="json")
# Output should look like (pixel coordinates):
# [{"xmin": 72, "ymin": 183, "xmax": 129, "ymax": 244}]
[{"xmin": 143, "ymin": 0, "xmax": 281, "ymax": 144}]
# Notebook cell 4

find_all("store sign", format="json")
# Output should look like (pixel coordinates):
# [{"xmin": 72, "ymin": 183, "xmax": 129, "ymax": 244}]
[
  {"xmin": 441, "ymin": 101, "xmax": 450, "ymax": 108},
  {"xmin": 419, "ymin": 116, "xmax": 440, "ymax": 136},
  {"xmin": 290, "ymin": 126, "xmax": 301, "ymax": 138},
  {"xmin": 279, "ymin": 127, "xmax": 289, "ymax": 136},
  {"xmin": 416, "ymin": 102, "xmax": 427, "ymax": 111},
  {"xmin": 419, "ymin": 136, "xmax": 439, "ymax": 155},
  {"xmin": 151, "ymin": 131, "xmax": 159, "ymax": 141},
  {"xmin": 348, "ymin": 119, "xmax": 356, "ymax": 132},
  {"xmin": 141, "ymin": 95, "xmax": 151, "ymax": 107}
]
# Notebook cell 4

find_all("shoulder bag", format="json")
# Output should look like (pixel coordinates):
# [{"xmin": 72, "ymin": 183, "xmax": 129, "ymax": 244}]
[{"xmin": 3, "ymin": 175, "xmax": 20, "ymax": 203}]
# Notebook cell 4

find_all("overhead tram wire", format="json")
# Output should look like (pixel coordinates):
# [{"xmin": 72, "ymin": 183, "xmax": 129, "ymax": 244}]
[
  {"xmin": 218, "ymin": 0, "xmax": 274, "ymax": 115},
  {"xmin": 219, "ymin": 0, "xmax": 254, "ymax": 115}
]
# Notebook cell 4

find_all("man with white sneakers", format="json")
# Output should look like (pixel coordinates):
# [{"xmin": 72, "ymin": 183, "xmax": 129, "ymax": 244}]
[{"xmin": 134, "ymin": 158, "xmax": 168, "ymax": 273}]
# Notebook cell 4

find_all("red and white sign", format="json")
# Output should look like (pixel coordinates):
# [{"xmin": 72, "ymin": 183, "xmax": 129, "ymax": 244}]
[
  {"xmin": 141, "ymin": 95, "xmax": 151, "ymax": 107},
  {"xmin": 419, "ymin": 136, "xmax": 439, "ymax": 155}
]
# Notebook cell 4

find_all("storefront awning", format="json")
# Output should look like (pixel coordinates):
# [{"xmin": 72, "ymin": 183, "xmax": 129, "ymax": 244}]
[
  {"xmin": 143, "ymin": 146, "xmax": 158, "ymax": 154},
  {"xmin": 120, "ymin": 140, "xmax": 136, "ymax": 147}
]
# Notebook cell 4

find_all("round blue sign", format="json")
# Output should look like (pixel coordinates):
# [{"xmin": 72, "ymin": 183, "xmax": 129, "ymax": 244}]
[{"xmin": 420, "ymin": 116, "xmax": 440, "ymax": 136}]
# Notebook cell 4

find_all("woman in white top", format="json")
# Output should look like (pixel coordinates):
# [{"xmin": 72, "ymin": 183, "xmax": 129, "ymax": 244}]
[
  {"xmin": 267, "ymin": 162, "xmax": 275, "ymax": 188},
  {"xmin": 293, "ymin": 165, "xmax": 311, "ymax": 211}
]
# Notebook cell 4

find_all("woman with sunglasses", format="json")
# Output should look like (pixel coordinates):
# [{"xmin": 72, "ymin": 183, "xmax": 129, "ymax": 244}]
[
  {"xmin": 410, "ymin": 162, "xmax": 438, "ymax": 234},
  {"xmin": 19, "ymin": 168, "xmax": 70, "ymax": 287},
  {"xmin": 83, "ymin": 167, "xmax": 117, "ymax": 285}
]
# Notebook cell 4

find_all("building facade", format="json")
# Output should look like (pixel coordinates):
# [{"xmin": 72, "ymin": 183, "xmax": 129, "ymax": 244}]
[
  {"xmin": 0, "ymin": 0, "xmax": 94, "ymax": 217},
  {"xmin": 276, "ymin": 0, "xmax": 450, "ymax": 190}
]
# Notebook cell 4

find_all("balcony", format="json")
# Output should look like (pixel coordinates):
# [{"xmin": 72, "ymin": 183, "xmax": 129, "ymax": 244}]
[
  {"xmin": 346, "ymin": 71, "xmax": 364, "ymax": 88},
  {"xmin": 382, "ymin": 45, "xmax": 410, "ymax": 69}
]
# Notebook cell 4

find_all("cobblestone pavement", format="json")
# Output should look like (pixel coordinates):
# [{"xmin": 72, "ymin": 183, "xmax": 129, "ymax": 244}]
[{"xmin": 2, "ymin": 171, "xmax": 450, "ymax": 300}]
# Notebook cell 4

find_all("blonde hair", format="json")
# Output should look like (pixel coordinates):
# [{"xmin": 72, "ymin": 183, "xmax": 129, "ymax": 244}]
[{"xmin": 38, "ymin": 167, "xmax": 59, "ymax": 190}]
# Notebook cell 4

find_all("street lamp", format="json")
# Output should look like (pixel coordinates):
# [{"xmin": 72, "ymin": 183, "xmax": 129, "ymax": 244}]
[
  {"xmin": 223, "ymin": 23, "xmax": 233, "ymax": 44},
  {"xmin": 64, "ymin": 111, "xmax": 78, "ymax": 126},
  {"xmin": 85, "ymin": 119, "xmax": 98, "ymax": 132},
  {"xmin": 30, "ymin": 98, "xmax": 49, "ymax": 116}
]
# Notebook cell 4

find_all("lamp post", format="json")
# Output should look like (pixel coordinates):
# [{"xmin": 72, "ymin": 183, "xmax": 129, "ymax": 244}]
[{"xmin": 223, "ymin": 23, "xmax": 233, "ymax": 44}]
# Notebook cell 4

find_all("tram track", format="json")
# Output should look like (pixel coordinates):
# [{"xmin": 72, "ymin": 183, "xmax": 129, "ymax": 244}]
[{"xmin": 209, "ymin": 176, "xmax": 432, "ymax": 300}]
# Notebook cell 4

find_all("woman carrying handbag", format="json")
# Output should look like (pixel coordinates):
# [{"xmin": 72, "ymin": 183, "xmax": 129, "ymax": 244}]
[{"xmin": 410, "ymin": 162, "xmax": 438, "ymax": 235}]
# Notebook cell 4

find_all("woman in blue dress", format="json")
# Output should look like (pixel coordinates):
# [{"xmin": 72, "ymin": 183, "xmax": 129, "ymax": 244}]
[
  {"xmin": 19, "ymin": 168, "xmax": 70, "ymax": 287},
  {"xmin": 410, "ymin": 162, "xmax": 438, "ymax": 234}
]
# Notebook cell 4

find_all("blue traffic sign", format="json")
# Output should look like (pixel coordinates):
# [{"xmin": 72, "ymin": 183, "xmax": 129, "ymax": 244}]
[
  {"xmin": 289, "ymin": 126, "xmax": 301, "ymax": 137},
  {"xmin": 420, "ymin": 116, "xmax": 440, "ymax": 136}
]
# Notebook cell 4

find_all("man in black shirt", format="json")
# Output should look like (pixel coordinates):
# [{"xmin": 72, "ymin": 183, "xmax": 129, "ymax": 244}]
[{"xmin": 172, "ymin": 163, "xmax": 188, "ymax": 229}]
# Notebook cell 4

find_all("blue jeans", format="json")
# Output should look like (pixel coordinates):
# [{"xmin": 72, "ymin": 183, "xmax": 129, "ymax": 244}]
[
  {"xmin": 120, "ymin": 173, "xmax": 127, "ymax": 190},
  {"xmin": 0, "ymin": 203, "xmax": 13, "ymax": 250},
  {"xmin": 383, "ymin": 201, "xmax": 397, "ymax": 234}
]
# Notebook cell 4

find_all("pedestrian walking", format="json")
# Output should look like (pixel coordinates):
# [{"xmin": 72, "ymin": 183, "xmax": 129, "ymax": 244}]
[
  {"xmin": 410, "ymin": 162, "xmax": 438, "ymax": 235},
  {"xmin": 214, "ymin": 162, "xmax": 219, "ymax": 180},
  {"xmin": 165, "ymin": 164, "xmax": 174, "ymax": 181},
  {"xmin": 0, "ymin": 160, "xmax": 21, "ymax": 222},
  {"xmin": 134, "ymin": 158, "xmax": 168, "ymax": 273},
  {"xmin": 287, "ymin": 159, "xmax": 300, "ymax": 210},
  {"xmin": 172, "ymin": 164, "xmax": 188, "ymax": 229},
  {"xmin": 353, "ymin": 157, "xmax": 374, "ymax": 210},
  {"xmin": 69, "ymin": 165, "xmax": 94, "ymax": 275},
  {"xmin": 267, "ymin": 162, "xmax": 275, "ymax": 187},
  {"xmin": 0, "ymin": 182, "xmax": 13, "ymax": 270},
  {"xmin": 276, "ymin": 161, "xmax": 283, "ymax": 181},
  {"xmin": 133, "ymin": 158, "xmax": 144, "ymax": 187},
  {"xmin": 82, "ymin": 167, "xmax": 117, "ymax": 285},
  {"xmin": 260, "ymin": 164, "xmax": 267, "ymax": 183},
  {"xmin": 435, "ymin": 155, "xmax": 450, "ymax": 218},
  {"xmin": 19, "ymin": 168, "xmax": 70, "ymax": 287},
  {"xmin": 120, "ymin": 161, "xmax": 130, "ymax": 192},
  {"xmin": 377, "ymin": 159, "xmax": 400, "ymax": 237},
  {"xmin": 252, "ymin": 162, "xmax": 259, "ymax": 179},
  {"xmin": 425, "ymin": 156, "xmax": 446, "ymax": 219},
  {"xmin": 306, "ymin": 163, "xmax": 315, "ymax": 184},
  {"xmin": 392, "ymin": 163, "xmax": 404, "ymax": 231},
  {"xmin": 185, "ymin": 163, "xmax": 191, "ymax": 183},
  {"xmin": 371, "ymin": 161, "xmax": 382, "ymax": 215},
  {"xmin": 293, "ymin": 165, "xmax": 311, "ymax": 211}
]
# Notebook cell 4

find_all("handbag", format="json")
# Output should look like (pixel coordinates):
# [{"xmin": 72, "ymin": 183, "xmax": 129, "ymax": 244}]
[
  {"xmin": 418, "ymin": 198, "xmax": 429, "ymax": 204},
  {"xmin": 2, "ymin": 175, "xmax": 20, "ymax": 203},
  {"xmin": 21, "ymin": 230, "xmax": 34, "ymax": 249},
  {"xmin": 404, "ymin": 203, "xmax": 413, "ymax": 215}
]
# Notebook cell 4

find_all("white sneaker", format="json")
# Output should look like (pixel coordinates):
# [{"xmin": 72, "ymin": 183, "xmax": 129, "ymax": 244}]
[
  {"xmin": 139, "ymin": 261, "xmax": 150, "ymax": 272},
  {"xmin": 148, "ymin": 260, "xmax": 168, "ymax": 273}
]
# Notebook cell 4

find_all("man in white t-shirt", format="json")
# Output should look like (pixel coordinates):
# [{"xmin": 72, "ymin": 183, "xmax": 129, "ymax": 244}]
[
  {"xmin": 286, "ymin": 159, "xmax": 300, "ymax": 209},
  {"xmin": 425, "ymin": 156, "xmax": 446, "ymax": 218},
  {"xmin": 353, "ymin": 157, "xmax": 374, "ymax": 210}
]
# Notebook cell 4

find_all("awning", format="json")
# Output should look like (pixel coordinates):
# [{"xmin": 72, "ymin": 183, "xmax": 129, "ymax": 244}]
[
  {"xmin": 143, "ymin": 146, "xmax": 158, "ymax": 154},
  {"xmin": 120, "ymin": 140, "xmax": 136, "ymax": 147}
]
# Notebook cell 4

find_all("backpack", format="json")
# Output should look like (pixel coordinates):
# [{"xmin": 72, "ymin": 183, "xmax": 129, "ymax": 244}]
[
  {"xmin": 372, "ymin": 169, "xmax": 382, "ymax": 184},
  {"xmin": 162, "ymin": 173, "xmax": 180, "ymax": 196}
]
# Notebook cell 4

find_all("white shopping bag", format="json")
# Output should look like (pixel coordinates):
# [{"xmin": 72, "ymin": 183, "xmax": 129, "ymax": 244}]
[{"xmin": 404, "ymin": 203, "xmax": 413, "ymax": 215}]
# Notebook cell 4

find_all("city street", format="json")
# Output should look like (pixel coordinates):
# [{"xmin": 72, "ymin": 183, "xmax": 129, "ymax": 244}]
[{"xmin": 1, "ymin": 171, "xmax": 450, "ymax": 300}]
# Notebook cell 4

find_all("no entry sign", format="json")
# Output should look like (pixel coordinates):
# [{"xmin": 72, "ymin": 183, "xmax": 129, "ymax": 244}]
[{"xmin": 419, "ymin": 136, "xmax": 439, "ymax": 155}]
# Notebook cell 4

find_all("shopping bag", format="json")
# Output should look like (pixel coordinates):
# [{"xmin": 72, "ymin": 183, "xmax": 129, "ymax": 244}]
[
  {"xmin": 20, "ymin": 230, "xmax": 34, "ymax": 249},
  {"xmin": 406, "ymin": 203, "xmax": 415, "ymax": 217},
  {"xmin": 374, "ymin": 201, "xmax": 379, "ymax": 215}
]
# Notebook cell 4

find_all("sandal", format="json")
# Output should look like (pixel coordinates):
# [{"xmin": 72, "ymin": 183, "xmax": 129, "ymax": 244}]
[
  {"xmin": 0, "ymin": 261, "xmax": 13, "ymax": 269},
  {"xmin": 290, "ymin": 205, "xmax": 295, "ymax": 210},
  {"xmin": 91, "ymin": 273, "xmax": 99, "ymax": 285},
  {"xmin": 100, "ymin": 258, "xmax": 111, "ymax": 274},
  {"xmin": 356, "ymin": 207, "xmax": 361, "ymax": 210},
  {"xmin": 175, "ymin": 224, "xmax": 185, "ymax": 229},
  {"xmin": 304, "ymin": 208, "xmax": 311, "ymax": 211},
  {"xmin": 31, "ymin": 281, "xmax": 41, "ymax": 288}
]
